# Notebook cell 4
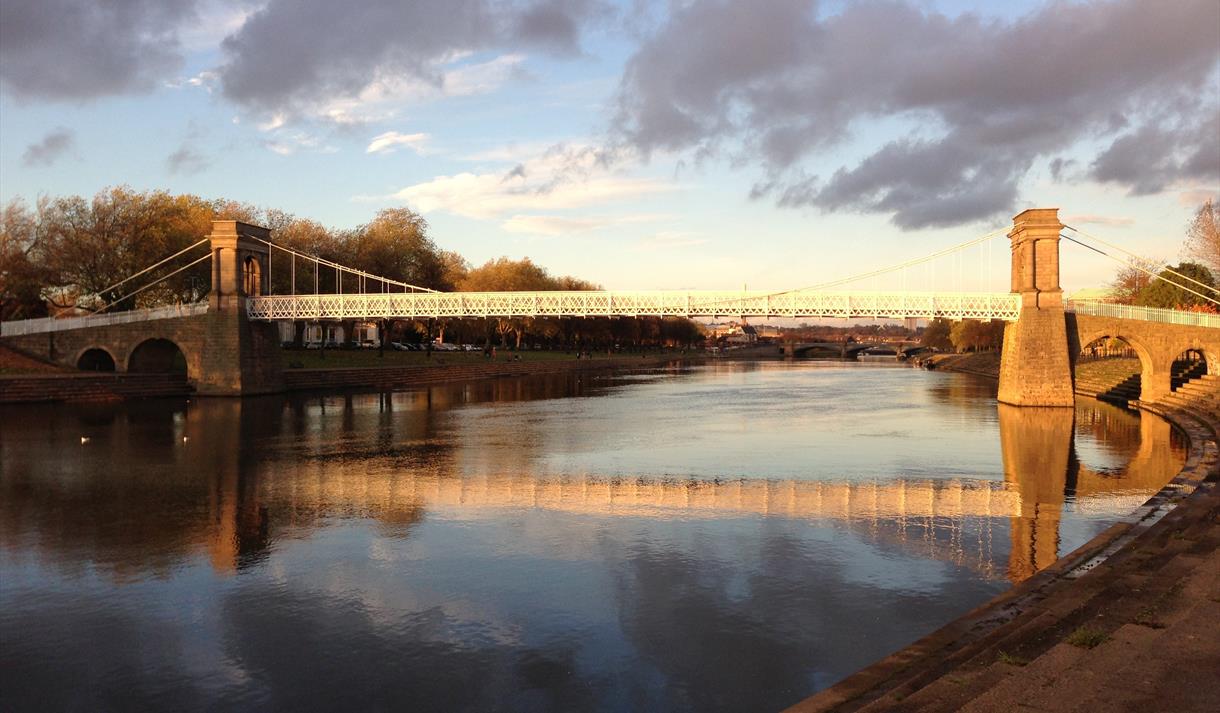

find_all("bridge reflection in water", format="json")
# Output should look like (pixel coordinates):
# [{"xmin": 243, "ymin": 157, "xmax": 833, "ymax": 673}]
[{"xmin": 1, "ymin": 375, "xmax": 1184, "ymax": 587}]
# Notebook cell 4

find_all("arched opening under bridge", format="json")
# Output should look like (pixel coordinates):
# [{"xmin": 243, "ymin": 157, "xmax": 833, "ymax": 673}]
[
  {"xmin": 1074, "ymin": 335, "xmax": 1148, "ymax": 404},
  {"xmin": 1171, "ymin": 348, "xmax": 1208, "ymax": 392},
  {"xmin": 128, "ymin": 339, "xmax": 188, "ymax": 376},
  {"xmin": 76, "ymin": 348, "xmax": 116, "ymax": 372}
]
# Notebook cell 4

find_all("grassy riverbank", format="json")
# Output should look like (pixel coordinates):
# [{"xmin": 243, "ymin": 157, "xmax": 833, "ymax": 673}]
[
  {"xmin": 924, "ymin": 351, "xmax": 1002, "ymax": 378},
  {"xmin": 0, "ymin": 347, "xmax": 67, "ymax": 375}
]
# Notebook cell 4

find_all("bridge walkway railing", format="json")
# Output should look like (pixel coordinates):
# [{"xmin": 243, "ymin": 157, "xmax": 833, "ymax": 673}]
[
  {"xmin": 0, "ymin": 303, "xmax": 209, "ymax": 337},
  {"xmin": 1066, "ymin": 300, "xmax": 1220, "ymax": 329},
  {"xmin": 245, "ymin": 290, "xmax": 1023, "ymax": 322}
]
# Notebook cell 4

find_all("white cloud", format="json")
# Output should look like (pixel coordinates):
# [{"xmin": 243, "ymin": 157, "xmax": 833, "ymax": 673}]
[
  {"xmin": 258, "ymin": 113, "xmax": 287, "ymax": 131},
  {"xmin": 366, "ymin": 131, "xmax": 429, "ymax": 155},
  {"xmin": 1061, "ymin": 214, "xmax": 1135, "ymax": 228},
  {"xmin": 1177, "ymin": 188, "xmax": 1218, "ymax": 207},
  {"xmin": 383, "ymin": 143, "xmax": 677, "ymax": 220},
  {"xmin": 501, "ymin": 215, "xmax": 610, "ymax": 235},
  {"xmin": 634, "ymin": 232, "xmax": 707, "ymax": 251},
  {"xmin": 312, "ymin": 53, "xmax": 527, "ymax": 126},
  {"xmin": 263, "ymin": 130, "xmax": 332, "ymax": 156},
  {"xmin": 187, "ymin": 70, "xmax": 218, "ymax": 92},
  {"xmin": 460, "ymin": 140, "xmax": 555, "ymax": 163}
]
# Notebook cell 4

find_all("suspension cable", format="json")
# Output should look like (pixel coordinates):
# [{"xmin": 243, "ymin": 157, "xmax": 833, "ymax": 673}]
[
  {"xmin": 91, "ymin": 238, "xmax": 210, "ymax": 299},
  {"xmin": 684, "ymin": 224, "xmax": 1014, "ymax": 311},
  {"xmin": 1063, "ymin": 224, "xmax": 1219, "ymax": 296},
  {"xmin": 783, "ymin": 225, "xmax": 1012, "ymax": 294},
  {"xmin": 1061, "ymin": 233, "xmax": 1219, "ymax": 306},
  {"xmin": 248, "ymin": 237, "xmax": 439, "ymax": 293},
  {"xmin": 93, "ymin": 253, "xmax": 213, "ymax": 313}
]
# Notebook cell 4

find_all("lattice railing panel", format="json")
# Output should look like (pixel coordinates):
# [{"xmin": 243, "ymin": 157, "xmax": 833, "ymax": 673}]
[{"xmin": 247, "ymin": 291, "xmax": 1023, "ymax": 322}]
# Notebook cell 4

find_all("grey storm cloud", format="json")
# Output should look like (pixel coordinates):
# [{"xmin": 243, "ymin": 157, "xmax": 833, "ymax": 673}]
[
  {"xmin": 611, "ymin": 0, "xmax": 1220, "ymax": 229},
  {"xmin": 217, "ymin": 0, "xmax": 606, "ymax": 115},
  {"xmin": 1091, "ymin": 108, "xmax": 1220, "ymax": 195},
  {"xmin": 21, "ymin": 128, "xmax": 75, "ymax": 167},
  {"xmin": 0, "ymin": 0, "xmax": 198, "ymax": 100}
]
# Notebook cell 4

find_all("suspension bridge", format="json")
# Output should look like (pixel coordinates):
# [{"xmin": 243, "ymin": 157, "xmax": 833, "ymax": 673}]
[{"xmin": 1, "ymin": 208, "xmax": 1217, "ymax": 400}]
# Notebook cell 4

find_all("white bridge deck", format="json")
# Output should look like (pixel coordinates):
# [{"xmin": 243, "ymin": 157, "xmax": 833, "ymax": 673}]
[
  {"xmin": 245, "ymin": 290, "xmax": 1023, "ymax": 322},
  {"xmin": 4, "ymin": 294, "xmax": 1215, "ymax": 337}
]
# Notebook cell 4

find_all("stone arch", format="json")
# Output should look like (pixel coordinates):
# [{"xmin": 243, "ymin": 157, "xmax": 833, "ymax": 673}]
[
  {"xmin": 128, "ymin": 338, "xmax": 189, "ymax": 376},
  {"xmin": 76, "ymin": 347, "xmax": 116, "ymax": 372},
  {"xmin": 1073, "ymin": 329, "xmax": 1158, "ymax": 400},
  {"xmin": 1074, "ymin": 330, "xmax": 1155, "ymax": 374},
  {"xmin": 243, "ymin": 255, "xmax": 262, "ymax": 296},
  {"xmin": 1169, "ymin": 344, "xmax": 1210, "ymax": 391}
]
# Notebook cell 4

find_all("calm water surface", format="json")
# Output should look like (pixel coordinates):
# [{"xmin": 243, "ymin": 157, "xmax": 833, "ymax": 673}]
[{"xmin": 0, "ymin": 362, "xmax": 1186, "ymax": 712}]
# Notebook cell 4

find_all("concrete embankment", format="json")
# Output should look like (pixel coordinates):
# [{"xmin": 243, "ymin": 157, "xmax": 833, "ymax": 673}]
[{"xmin": 788, "ymin": 354, "xmax": 1220, "ymax": 712}]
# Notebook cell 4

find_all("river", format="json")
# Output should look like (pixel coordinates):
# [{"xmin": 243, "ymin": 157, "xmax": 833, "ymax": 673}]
[{"xmin": 0, "ymin": 361, "xmax": 1186, "ymax": 711}]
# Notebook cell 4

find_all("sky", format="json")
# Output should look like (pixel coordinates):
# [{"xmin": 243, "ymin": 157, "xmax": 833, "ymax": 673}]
[{"xmin": 1, "ymin": 0, "xmax": 1217, "ymax": 294}]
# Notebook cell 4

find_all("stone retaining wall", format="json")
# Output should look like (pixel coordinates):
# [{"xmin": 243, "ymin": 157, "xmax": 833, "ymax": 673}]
[{"xmin": 0, "ymin": 373, "xmax": 192, "ymax": 403}]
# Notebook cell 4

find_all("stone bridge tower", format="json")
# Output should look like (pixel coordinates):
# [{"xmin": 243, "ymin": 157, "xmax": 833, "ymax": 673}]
[
  {"xmin": 195, "ymin": 220, "xmax": 283, "ymax": 395},
  {"xmin": 997, "ymin": 208, "xmax": 1075, "ymax": 407}
]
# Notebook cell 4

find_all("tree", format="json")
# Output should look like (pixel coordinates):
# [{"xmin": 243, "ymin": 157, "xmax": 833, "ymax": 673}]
[
  {"xmin": 460, "ymin": 257, "xmax": 555, "ymax": 347},
  {"xmin": 921, "ymin": 318, "xmax": 952, "ymax": 351},
  {"xmin": 1110, "ymin": 258, "xmax": 1160, "ymax": 304},
  {"xmin": 0, "ymin": 198, "xmax": 51, "ymax": 320},
  {"xmin": 1134, "ymin": 262, "xmax": 1216, "ymax": 309},
  {"xmin": 438, "ymin": 250, "xmax": 470, "ymax": 292},
  {"xmin": 1184, "ymin": 199, "xmax": 1219, "ymax": 276},
  {"xmin": 348, "ymin": 208, "xmax": 445, "ymax": 290},
  {"xmin": 37, "ymin": 187, "xmax": 213, "ymax": 311}
]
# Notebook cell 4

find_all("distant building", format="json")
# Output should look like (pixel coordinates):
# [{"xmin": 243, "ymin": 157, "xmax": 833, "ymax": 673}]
[{"xmin": 717, "ymin": 321, "xmax": 759, "ymax": 344}]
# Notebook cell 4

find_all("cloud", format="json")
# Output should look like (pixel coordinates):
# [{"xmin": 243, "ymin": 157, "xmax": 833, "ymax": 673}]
[
  {"xmin": 216, "ymin": 0, "xmax": 605, "ymax": 123},
  {"xmin": 1061, "ymin": 215, "xmax": 1135, "ymax": 228},
  {"xmin": 610, "ymin": 0, "xmax": 1220, "ymax": 229},
  {"xmin": 262, "ymin": 131, "xmax": 333, "ymax": 156},
  {"xmin": 1177, "ymin": 188, "xmax": 1219, "ymax": 207},
  {"xmin": 460, "ymin": 140, "xmax": 556, "ymax": 163},
  {"xmin": 315, "ymin": 54, "xmax": 528, "ymax": 126},
  {"xmin": 1090, "ymin": 108, "xmax": 1220, "ymax": 195},
  {"xmin": 0, "ymin": 0, "xmax": 199, "ymax": 100},
  {"xmin": 634, "ymin": 231, "xmax": 707, "ymax": 251},
  {"xmin": 366, "ymin": 131, "xmax": 430, "ymax": 155},
  {"xmin": 501, "ymin": 215, "xmax": 610, "ymax": 235},
  {"xmin": 166, "ymin": 145, "xmax": 209, "ymax": 175},
  {"xmin": 383, "ymin": 143, "xmax": 671, "ymax": 219},
  {"xmin": 21, "ymin": 128, "xmax": 75, "ymax": 167}
]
